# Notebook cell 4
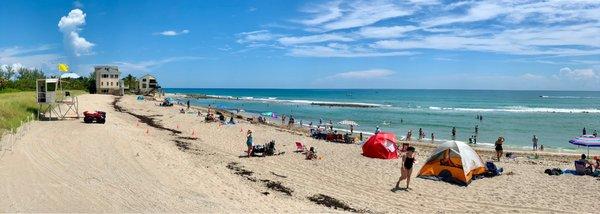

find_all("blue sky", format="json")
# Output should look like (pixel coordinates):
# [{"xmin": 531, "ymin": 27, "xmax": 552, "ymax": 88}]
[{"xmin": 0, "ymin": 0, "xmax": 599, "ymax": 90}]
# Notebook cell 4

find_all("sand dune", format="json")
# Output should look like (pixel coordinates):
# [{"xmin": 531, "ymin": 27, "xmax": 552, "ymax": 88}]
[{"xmin": 0, "ymin": 94, "xmax": 598, "ymax": 213}]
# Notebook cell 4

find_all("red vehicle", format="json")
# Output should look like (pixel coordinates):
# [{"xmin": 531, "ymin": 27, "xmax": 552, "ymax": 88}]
[{"xmin": 83, "ymin": 111, "xmax": 106, "ymax": 124}]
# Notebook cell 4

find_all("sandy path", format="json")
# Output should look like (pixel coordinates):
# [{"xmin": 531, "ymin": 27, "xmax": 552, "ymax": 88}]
[{"xmin": 1, "ymin": 94, "xmax": 599, "ymax": 213}]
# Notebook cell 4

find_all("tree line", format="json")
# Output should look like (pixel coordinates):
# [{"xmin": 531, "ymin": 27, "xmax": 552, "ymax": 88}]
[{"xmin": 0, "ymin": 65, "xmax": 140, "ymax": 94}]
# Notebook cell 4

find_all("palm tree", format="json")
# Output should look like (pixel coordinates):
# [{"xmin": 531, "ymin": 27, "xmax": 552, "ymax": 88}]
[{"xmin": 122, "ymin": 74, "xmax": 138, "ymax": 91}]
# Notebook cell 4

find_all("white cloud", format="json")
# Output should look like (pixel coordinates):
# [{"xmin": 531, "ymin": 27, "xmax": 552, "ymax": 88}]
[
  {"xmin": 288, "ymin": 43, "xmax": 414, "ymax": 57},
  {"xmin": 329, "ymin": 69, "xmax": 395, "ymax": 79},
  {"xmin": 156, "ymin": 29, "xmax": 190, "ymax": 36},
  {"xmin": 357, "ymin": 25, "xmax": 418, "ymax": 39},
  {"xmin": 58, "ymin": 9, "xmax": 94, "ymax": 56},
  {"xmin": 0, "ymin": 45, "xmax": 61, "ymax": 70},
  {"xmin": 237, "ymin": 0, "xmax": 600, "ymax": 59},
  {"xmin": 278, "ymin": 34, "xmax": 353, "ymax": 45},
  {"xmin": 559, "ymin": 67, "xmax": 598, "ymax": 80},
  {"xmin": 298, "ymin": 1, "xmax": 343, "ymax": 26},
  {"xmin": 298, "ymin": 0, "xmax": 413, "ymax": 31},
  {"xmin": 113, "ymin": 56, "xmax": 204, "ymax": 72},
  {"xmin": 236, "ymin": 30, "xmax": 281, "ymax": 43},
  {"xmin": 422, "ymin": 2, "xmax": 505, "ymax": 27}
]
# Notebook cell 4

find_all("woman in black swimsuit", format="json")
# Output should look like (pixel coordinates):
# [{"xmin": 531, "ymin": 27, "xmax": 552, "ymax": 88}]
[
  {"xmin": 495, "ymin": 137, "xmax": 504, "ymax": 161},
  {"xmin": 395, "ymin": 146, "xmax": 416, "ymax": 190}
]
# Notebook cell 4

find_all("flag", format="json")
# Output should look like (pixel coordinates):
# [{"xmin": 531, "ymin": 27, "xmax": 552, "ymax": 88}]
[{"xmin": 58, "ymin": 63, "xmax": 69, "ymax": 72}]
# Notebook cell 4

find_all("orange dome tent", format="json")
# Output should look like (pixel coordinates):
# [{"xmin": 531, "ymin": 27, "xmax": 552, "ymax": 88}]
[
  {"xmin": 418, "ymin": 141, "xmax": 487, "ymax": 186},
  {"xmin": 362, "ymin": 132, "xmax": 399, "ymax": 159}
]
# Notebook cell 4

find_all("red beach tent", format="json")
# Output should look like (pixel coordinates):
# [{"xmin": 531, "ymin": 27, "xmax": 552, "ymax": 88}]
[{"xmin": 362, "ymin": 132, "xmax": 399, "ymax": 159}]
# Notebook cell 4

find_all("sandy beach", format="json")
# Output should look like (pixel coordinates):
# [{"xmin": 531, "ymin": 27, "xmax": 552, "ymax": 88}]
[{"xmin": 1, "ymin": 94, "xmax": 599, "ymax": 213}]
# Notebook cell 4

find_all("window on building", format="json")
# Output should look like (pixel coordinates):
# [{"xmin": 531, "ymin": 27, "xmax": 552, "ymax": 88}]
[
  {"xmin": 110, "ymin": 82, "xmax": 113, "ymax": 86},
  {"xmin": 102, "ymin": 74, "xmax": 109, "ymax": 78},
  {"xmin": 117, "ymin": 82, "xmax": 119, "ymax": 86},
  {"xmin": 100, "ymin": 82, "xmax": 103, "ymax": 86}
]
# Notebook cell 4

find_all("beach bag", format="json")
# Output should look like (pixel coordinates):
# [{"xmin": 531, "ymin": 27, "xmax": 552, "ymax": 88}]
[
  {"xmin": 265, "ymin": 141, "xmax": 276, "ymax": 156},
  {"xmin": 544, "ymin": 168, "xmax": 563, "ymax": 176},
  {"xmin": 485, "ymin": 161, "xmax": 503, "ymax": 177}
]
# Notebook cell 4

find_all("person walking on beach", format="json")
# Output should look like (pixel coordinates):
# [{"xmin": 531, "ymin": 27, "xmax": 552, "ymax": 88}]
[
  {"xmin": 451, "ymin": 127, "xmax": 456, "ymax": 141},
  {"xmin": 532, "ymin": 135, "xmax": 539, "ymax": 151},
  {"xmin": 395, "ymin": 146, "xmax": 416, "ymax": 191},
  {"xmin": 350, "ymin": 124, "xmax": 354, "ymax": 134},
  {"xmin": 186, "ymin": 100, "xmax": 190, "ymax": 110},
  {"xmin": 495, "ymin": 137, "xmax": 504, "ymax": 161},
  {"xmin": 583, "ymin": 127, "xmax": 587, "ymax": 135},
  {"xmin": 246, "ymin": 130, "xmax": 253, "ymax": 157},
  {"xmin": 281, "ymin": 115, "xmax": 286, "ymax": 125},
  {"xmin": 359, "ymin": 132, "xmax": 363, "ymax": 141},
  {"xmin": 406, "ymin": 130, "xmax": 412, "ymax": 142},
  {"xmin": 431, "ymin": 133, "xmax": 435, "ymax": 143},
  {"xmin": 418, "ymin": 128, "xmax": 423, "ymax": 141}
]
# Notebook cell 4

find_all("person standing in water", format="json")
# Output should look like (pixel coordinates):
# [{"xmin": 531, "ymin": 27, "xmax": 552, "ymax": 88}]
[
  {"xmin": 583, "ymin": 127, "xmax": 587, "ymax": 135},
  {"xmin": 431, "ymin": 133, "xmax": 435, "ymax": 143},
  {"xmin": 375, "ymin": 126, "xmax": 380, "ymax": 134},
  {"xmin": 186, "ymin": 100, "xmax": 190, "ymax": 110},
  {"xmin": 406, "ymin": 130, "xmax": 412, "ymax": 142},
  {"xmin": 532, "ymin": 135, "xmax": 539, "ymax": 151},
  {"xmin": 350, "ymin": 124, "xmax": 354, "ymax": 134},
  {"xmin": 451, "ymin": 127, "xmax": 457, "ymax": 141},
  {"xmin": 395, "ymin": 147, "xmax": 416, "ymax": 191},
  {"xmin": 475, "ymin": 125, "xmax": 479, "ymax": 134},
  {"xmin": 418, "ymin": 128, "xmax": 423, "ymax": 141}
]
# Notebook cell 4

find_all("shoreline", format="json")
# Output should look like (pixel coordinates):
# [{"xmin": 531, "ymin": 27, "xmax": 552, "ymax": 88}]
[
  {"xmin": 171, "ymin": 99, "xmax": 591, "ymax": 160},
  {"xmin": 166, "ymin": 92, "xmax": 598, "ymax": 155}
]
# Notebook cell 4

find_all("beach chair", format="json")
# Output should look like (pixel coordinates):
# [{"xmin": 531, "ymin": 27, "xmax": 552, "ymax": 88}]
[
  {"xmin": 295, "ymin": 142, "xmax": 306, "ymax": 152},
  {"xmin": 575, "ymin": 160, "xmax": 592, "ymax": 175}
]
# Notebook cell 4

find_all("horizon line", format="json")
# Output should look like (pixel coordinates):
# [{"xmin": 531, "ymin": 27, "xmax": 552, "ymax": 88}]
[{"xmin": 162, "ymin": 87, "xmax": 600, "ymax": 92}]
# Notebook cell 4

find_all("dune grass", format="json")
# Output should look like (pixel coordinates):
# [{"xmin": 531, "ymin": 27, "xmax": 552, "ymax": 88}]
[
  {"xmin": 0, "ymin": 90, "xmax": 86, "ymax": 135},
  {"xmin": 0, "ymin": 91, "xmax": 37, "ymax": 135}
]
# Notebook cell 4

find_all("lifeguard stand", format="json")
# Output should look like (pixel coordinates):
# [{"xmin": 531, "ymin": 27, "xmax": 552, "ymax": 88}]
[{"xmin": 36, "ymin": 78, "xmax": 79, "ymax": 120}]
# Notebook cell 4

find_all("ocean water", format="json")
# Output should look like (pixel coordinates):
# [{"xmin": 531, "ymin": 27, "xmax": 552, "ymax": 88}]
[{"xmin": 164, "ymin": 88, "xmax": 600, "ymax": 152}]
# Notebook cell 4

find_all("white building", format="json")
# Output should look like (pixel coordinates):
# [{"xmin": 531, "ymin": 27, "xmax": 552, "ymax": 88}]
[
  {"xmin": 95, "ymin": 66, "xmax": 124, "ymax": 95},
  {"xmin": 138, "ymin": 74, "xmax": 158, "ymax": 94}
]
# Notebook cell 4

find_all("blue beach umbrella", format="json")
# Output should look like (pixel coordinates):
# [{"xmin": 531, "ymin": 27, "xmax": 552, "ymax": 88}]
[{"xmin": 569, "ymin": 135, "xmax": 600, "ymax": 155}]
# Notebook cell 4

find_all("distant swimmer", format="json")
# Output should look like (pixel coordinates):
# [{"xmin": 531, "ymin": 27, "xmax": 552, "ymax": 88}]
[{"xmin": 451, "ymin": 127, "xmax": 457, "ymax": 140}]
